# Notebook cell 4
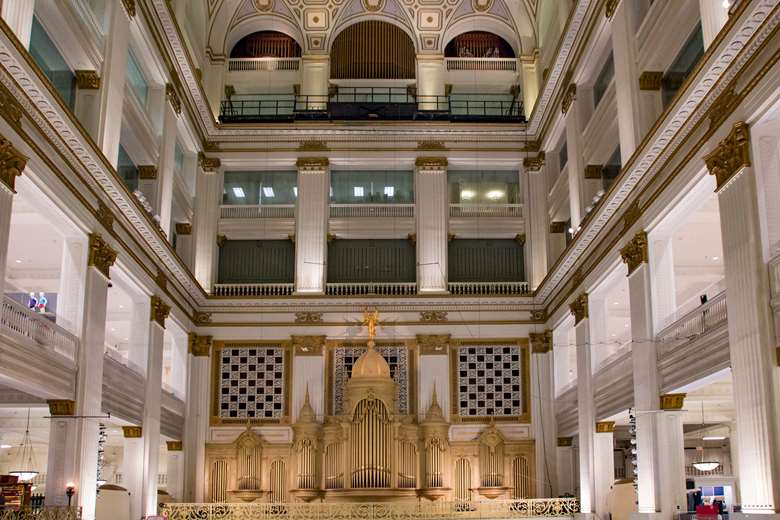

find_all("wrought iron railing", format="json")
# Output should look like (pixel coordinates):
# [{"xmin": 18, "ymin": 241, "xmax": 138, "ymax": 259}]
[
  {"xmin": 220, "ymin": 205, "xmax": 296, "ymax": 219},
  {"xmin": 162, "ymin": 499, "xmax": 580, "ymax": 520},
  {"xmin": 227, "ymin": 57, "xmax": 301, "ymax": 72},
  {"xmin": 213, "ymin": 283, "xmax": 295, "ymax": 297},
  {"xmin": 325, "ymin": 282, "xmax": 417, "ymax": 296},
  {"xmin": 0, "ymin": 508, "xmax": 81, "ymax": 520},
  {"xmin": 445, "ymin": 57, "xmax": 518, "ymax": 71},
  {"xmin": 449, "ymin": 204, "xmax": 523, "ymax": 218},
  {"xmin": 656, "ymin": 290, "xmax": 727, "ymax": 344},
  {"xmin": 1, "ymin": 296, "xmax": 79, "ymax": 361},
  {"xmin": 448, "ymin": 281, "xmax": 530, "ymax": 296},
  {"xmin": 329, "ymin": 204, "xmax": 415, "ymax": 218}
]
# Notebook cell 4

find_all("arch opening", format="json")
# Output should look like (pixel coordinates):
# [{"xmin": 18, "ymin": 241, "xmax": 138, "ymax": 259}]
[
  {"xmin": 230, "ymin": 30, "xmax": 302, "ymax": 58},
  {"xmin": 445, "ymin": 31, "xmax": 516, "ymax": 58},
  {"xmin": 330, "ymin": 21, "xmax": 415, "ymax": 80}
]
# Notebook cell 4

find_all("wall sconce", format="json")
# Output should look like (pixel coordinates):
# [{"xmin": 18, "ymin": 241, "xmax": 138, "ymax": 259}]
[{"xmin": 65, "ymin": 484, "xmax": 75, "ymax": 507}]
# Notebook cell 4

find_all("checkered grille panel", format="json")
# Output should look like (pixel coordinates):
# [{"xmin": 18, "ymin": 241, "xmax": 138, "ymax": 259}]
[
  {"xmin": 456, "ymin": 345, "xmax": 522, "ymax": 417},
  {"xmin": 218, "ymin": 345, "xmax": 286, "ymax": 420},
  {"xmin": 333, "ymin": 345, "xmax": 408, "ymax": 414}
]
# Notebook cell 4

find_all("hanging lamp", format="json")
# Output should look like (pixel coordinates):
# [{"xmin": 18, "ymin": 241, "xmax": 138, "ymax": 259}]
[
  {"xmin": 692, "ymin": 401, "xmax": 720, "ymax": 472},
  {"xmin": 9, "ymin": 409, "xmax": 39, "ymax": 482}
]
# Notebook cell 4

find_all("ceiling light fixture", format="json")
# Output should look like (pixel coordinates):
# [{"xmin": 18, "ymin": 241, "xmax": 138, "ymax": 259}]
[
  {"xmin": 486, "ymin": 190, "xmax": 504, "ymax": 200},
  {"xmin": 702, "ymin": 436, "xmax": 726, "ymax": 441},
  {"xmin": 9, "ymin": 409, "xmax": 38, "ymax": 482},
  {"xmin": 0, "ymin": 444, "xmax": 12, "ymax": 449},
  {"xmin": 353, "ymin": 186, "xmax": 365, "ymax": 197},
  {"xmin": 15, "ymin": 259, "xmax": 21, "ymax": 263},
  {"xmin": 460, "ymin": 189, "xmax": 476, "ymax": 200},
  {"xmin": 693, "ymin": 402, "xmax": 721, "ymax": 473},
  {"xmin": 232, "ymin": 187, "xmax": 245, "ymax": 198},
  {"xmin": 262, "ymin": 187, "xmax": 275, "ymax": 198}
]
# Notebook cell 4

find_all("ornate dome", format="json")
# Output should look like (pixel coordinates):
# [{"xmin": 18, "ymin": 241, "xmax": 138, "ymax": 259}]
[{"xmin": 351, "ymin": 342, "xmax": 391, "ymax": 379}]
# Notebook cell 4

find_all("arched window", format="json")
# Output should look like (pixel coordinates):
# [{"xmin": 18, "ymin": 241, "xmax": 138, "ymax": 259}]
[
  {"xmin": 445, "ymin": 31, "xmax": 515, "ymax": 58},
  {"xmin": 230, "ymin": 31, "xmax": 301, "ymax": 58},
  {"xmin": 330, "ymin": 21, "xmax": 415, "ymax": 79}
]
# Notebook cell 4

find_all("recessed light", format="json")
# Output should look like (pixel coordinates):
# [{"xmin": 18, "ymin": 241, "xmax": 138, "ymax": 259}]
[
  {"xmin": 383, "ymin": 186, "xmax": 395, "ymax": 197},
  {"xmin": 702, "ymin": 435, "xmax": 726, "ymax": 441},
  {"xmin": 0, "ymin": 444, "xmax": 11, "ymax": 449},
  {"xmin": 353, "ymin": 186, "xmax": 365, "ymax": 197},
  {"xmin": 712, "ymin": 256, "xmax": 719, "ymax": 261},
  {"xmin": 15, "ymin": 259, "xmax": 22, "ymax": 263},
  {"xmin": 232, "ymin": 187, "xmax": 245, "ymax": 198},
  {"xmin": 613, "ymin": 301, "xmax": 619, "ymax": 305},
  {"xmin": 486, "ymin": 190, "xmax": 504, "ymax": 200},
  {"xmin": 110, "ymin": 328, "xmax": 116, "ymax": 332},
  {"xmin": 460, "ymin": 190, "xmax": 476, "ymax": 200},
  {"xmin": 262, "ymin": 187, "xmax": 274, "ymax": 197}
]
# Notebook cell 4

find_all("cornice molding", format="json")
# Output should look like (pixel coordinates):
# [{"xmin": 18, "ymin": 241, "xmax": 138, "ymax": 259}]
[
  {"xmin": 620, "ymin": 231, "xmax": 648, "ymax": 275},
  {"xmin": 704, "ymin": 121, "xmax": 751, "ymax": 191}
]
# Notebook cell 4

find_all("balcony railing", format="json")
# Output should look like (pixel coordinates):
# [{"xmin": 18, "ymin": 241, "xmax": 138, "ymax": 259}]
[
  {"xmin": 227, "ymin": 57, "xmax": 301, "ymax": 72},
  {"xmin": 0, "ymin": 508, "xmax": 81, "ymax": 520},
  {"xmin": 329, "ymin": 204, "xmax": 415, "ymax": 218},
  {"xmin": 325, "ymin": 282, "xmax": 417, "ymax": 296},
  {"xmin": 448, "ymin": 281, "xmax": 530, "ymax": 295},
  {"xmin": 445, "ymin": 57, "xmax": 517, "ymax": 71},
  {"xmin": 213, "ymin": 283, "xmax": 294, "ymax": 297},
  {"xmin": 220, "ymin": 204, "xmax": 295, "ymax": 219},
  {"xmin": 656, "ymin": 290, "xmax": 727, "ymax": 344},
  {"xmin": 449, "ymin": 204, "xmax": 523, "ymax": 218},
  {"xmin": 1, "ymin": 296, "xmax": 79, "ymax": 361}
]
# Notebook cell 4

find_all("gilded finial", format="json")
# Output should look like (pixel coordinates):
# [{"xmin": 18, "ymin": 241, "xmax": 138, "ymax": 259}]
[{"xmin": 362, "ymin": 308, "xmax": 380, "ymax": 347}]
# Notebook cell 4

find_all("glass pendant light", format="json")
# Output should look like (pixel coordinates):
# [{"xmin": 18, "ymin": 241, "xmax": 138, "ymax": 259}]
[
  {"xmin": 692, "ymin": 402, "xmax": 720, "ymax": 472},
  {"xmin": 9, "ymin": 409, "xmax": 39, "ymax": 482}
]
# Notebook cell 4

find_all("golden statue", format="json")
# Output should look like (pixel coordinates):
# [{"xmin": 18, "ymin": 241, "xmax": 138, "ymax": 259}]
[{"xmin": 362, "ymin": 308, "xmax": 380, "ymax": 341}]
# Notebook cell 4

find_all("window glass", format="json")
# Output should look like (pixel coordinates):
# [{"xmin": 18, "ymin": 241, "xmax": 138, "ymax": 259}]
[
  {"xmin": 558, "ymin": 140, "xmax": 568, "ymax": 171},
  {"xmin": 662, "ymin": 24, "xmax": 704, "ymax": 107},
  {"xmin": 330, "ymin": 171, "xmax": 414, "ymax": 204},
  {"xmin": 117, "ymin": 145, "xmax": 139, "ymax": 192},
  {"xmin": 448, "ymin": 171, "xmax": 520, "ymax": 204},
  {"xmin": 222, "ymin": 171, "xmax": 297, "ymax": 205},
  {"xmin": 602, "ymin": 146, "xmax": 622, "ymax": 190},
  {"xmin": 127, "ymin": 51, "xmax": 149, "ymax": 107},
  {"xmin": 29, "ymin": 17, "xmax": 76, "ymax": 109},
  {"xmin": 174, "ymin": 142, "xmax": 185, "ymax": 173},
  {"xmin": 593, "ymin": 52, "xmax": 615, "ymax": 107}
]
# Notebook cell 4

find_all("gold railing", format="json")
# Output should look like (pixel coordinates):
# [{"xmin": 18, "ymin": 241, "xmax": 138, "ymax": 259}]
[
  {"xmin": 162, "ymin": 499, "xmax": 580, "ymax": 520},
  {"xmin": 0, "ymin": 508, "xmax": 81, "ymax": 520}
]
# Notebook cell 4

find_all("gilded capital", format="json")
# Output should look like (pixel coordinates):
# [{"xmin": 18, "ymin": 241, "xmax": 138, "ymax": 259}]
[
  {"xmin": 216, "ymin": 234, "xmax": 226, "ymax": 247},
  {"xmin": 595, "ymin": 421, "xmax": 615, "ymax": 433},
  {"xmin": 638, "ymin": 71, "xmax": 663, "ymax": 91},
  {"xmin": 569, "ymin": 293, "xmax": 588, "ymax": 324},
  {"xmin": 415, "ymin": 157, "xmax": 448, "ymax": 171},
  {"xmin": 0, "ymin": 85, "xmax": 23, "ymax": 127},
  {"xmin": 620, "ymin": 231, "xmax": 649, "ymax": 275},
  {"xmin": 175, "ymin": 222, "xmax": 192, "ymax": 235},
  {"xmin": 120, "ymin": 0, "xmax": 135, "ymax": 18},
  {"xmin": 166, "ymin": 441, "xmax": 183, "ymax": 451},
  {"xmin": 150, "ymin": 295, "xmax": 171, "ymax": 328},
  {"xmin": 529, "ymin": 330, "xmax": 552, "ymax": 354},
  {"xmin": 87, "ymin": 233, "xmax": 117, "ymax": 279},
  {"xmin": 122, "ymin": 426, "xmax": 142, "ymax": 438},
  {"xmin": 188, "ymin": 333, "xmax": 213, "ymax": 356},
  {"xmin": 704, "ymin": 122, "xmax": 751, "ymax": 191},
  {"xmin": 557, "ymin": 436, "xmax": 573, "ymax": 447},
  {"xmin": 47, "ymin": 399, "xmax": 75, "ymax": 416},
  {"xmin": 584, "ymin": 164, "xmax": 603, "ymax": 179},
  {"xmin": 523, "ymin": 152, "xmax": 545, "ymax": 172},
  {"xmin": 75, "ymin": 70, "xmax": 100, "ymax": 89},
  {"xmin": 659, "ymin": 393, "xmax": 686, "ymax": 410},
  {"xmin": 417, "ymin": 334, "xmax": 450, "ymax": 355},
  {"xmin": 198, "ymin": 152, "xmax": 221, "ymax": 173},
  {"xmin": 0, "ymin": 135, "xmax": 27, "ymax": 192},
  {"xmin": 292, "ymin": 335, "xmax": 326, "ymax": 356},
  {"xmin": 138, "ymin": 165, "xmax": 158, "ymax": 180},
  {"xmin": 165, "ymin": 83, "xmax": 181, "ymax": 115},
  {"xmin": 295, "ymin": 157, "xmax": 329, "ymax": 171},
  {"xmin": 561, "ymin": 83, "xmax": 576, "ymax": 114}
]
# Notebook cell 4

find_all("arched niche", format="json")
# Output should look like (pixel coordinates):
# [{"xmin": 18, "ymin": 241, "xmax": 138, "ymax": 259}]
[
  {"xmin": 442, "ymin": 17, "xmax": 522, "ymax": 58},
  {"xmin": 330, "ymin": 20, "xmax": 416, "ymax": 79},
  {"xmin": 230, "ymin": 30, "xmax": 302, "ymax": 58},
  {"xmin": 216, "ymin": 15, "xmax": 304, "ymax": 58},
  {"xmin": 444, "ymin": 31, "xmax": 516, "ymax": 58}
]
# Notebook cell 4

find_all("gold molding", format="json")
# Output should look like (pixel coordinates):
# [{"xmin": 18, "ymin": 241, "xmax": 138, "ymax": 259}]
[
  {"xmin": 659, "ymin": 393, "xmax": 686, "ymax": 410},
  {"xmin": 297, "ymin": 140, "xmax": 329, "ymax": 152},
  {"xmin": 569, "ymin": 293, "xmax": 588, "ymax": 324},
  {"xmin": 175, "ymin": 222, "xmax": 192, "ymax": 235},
  {"xmin": 529, "ymin": 330, "xmax": 552, "ymax": 354},
  {"xmin": 561, "ymin": 83, "xmax": 576, "ymax": 114},
  {"xmin": 0, "ymin": 84, "xmax": 23, "ymax": 127},
  {"xmin": 120, "ymin": 0, "xmax": 136, "ymax": 18},
  {"xmin": 416, "ymin": 334, "xmax": 450, "ymax": 355},
  {"xmin": 188, "ymin": 333, "xmax": 213, "ymax": 356},
  {"xmin": 195, "ymin": 311, "xmax": 212, "ymax": 325},
  {"xmin": 295, "ymin": 157, "xmax": 329, "ymax": 170},
  {"xmin": 294, "ymin": 312, "xmax": 323, "ymax": 324},
  {"xmin": 87, "ymin": 233, "xmax": 117, "ymax": 279},
  {"xmin": 416, "ymin": 140, "xmax": 447, "ymax": 151},
  {"xmin": 420, "ymin": 310, "xmax": 448, "ymax": 323},
  {"xmin": 557, "ymin": 436, "xmax": 573, "ymax": 447},
  {"xmin": 122, "ymin": 426, "xmax": 142, "ymax": 438},
  {"xmin": 523, "ymin": 152, "xmax": 545, "ymax": 172},
  {"xmin": 595, "ymin": 421, "xmax": 615, "ymax": 433},
  {"xmin": 584, "ymin": 164, "xmax": 603, "ymax": 179},
  {"xmin": 95, "ymin": 200, "xmax": 114, "ymax": 231},
  {"xmin": 638, "ymin": 71, "xmax": 663, "ymax": 91},
  {"xmin": 216, "ymin": 234, "xmax": 226, "ymax": 247},
  {"xmin": 138, "ymin": 165, "xmax": 158, "ymax": 179},
  {"xmin": 415, "ymin": 156, "xmax": 448, "ymax": 170},
  {"xmin": 620, "ymin": 231, "xmax": 648, "ymax": 275},
  {"xmin": 47, "ymin": 399, "xmax": 75, "ymax": 416},
  {"xmin": 166, "ymin": 441, "xmax": 183, "ymax": 451},
  {"xmin": 549, "ymin": 221, "xmax": 566, "ymax": 234},
  {"xmin": 75, "ymin": 70, "xmax": 100, "ymax": 89},
  {"xmin": 622, "ymin": 199, "xmax": 642, "ymax": 232},
  {"xmin": 704, "ymin": 121, "xmax": 751, "ymax": 191},
  {"xmin": 292, "ymin": 335, "xmax": 326, "ymax": 356},
  {"xmin": 605, "ymin": 0, "xmax": 620, "ymax": 19},
  {"xmin": 166, "ymin": 83, "xmax": 182, "ymax": 115},
  {"xmin": 150, "ymin": 295, "xmax": 171, "ymax": 328},
  {"xmin": 0, "ymin": 134, "xmax": 27, "ymax": 192},
  {"xmin": 198, "ymin": 152, "xmax": 221, "ymax": 173},
  {"xmin": 708, "ymin": 87, "xmax": 740, "ymax": 129}
]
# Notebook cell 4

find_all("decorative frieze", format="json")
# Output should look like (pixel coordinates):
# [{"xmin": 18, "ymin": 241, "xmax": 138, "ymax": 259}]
[
  {"xmin": 188, "ymin": 333, "xmax": 213, "ymax": 356},
  {"xmin": 175, "ymin": 222, "xmax": 192, "ymax": 235},
  {"xmin": 198, "ymin": 152, "xmax": 221, "ymax": 173},
  {"xmin": 87, "ymin": 233, "xmax": 117, "ymax": 279},
  {"xmin": 47, "ymin": 399, "xmax": 75, "ymax": 416},
  {"xmin": 620, "ymin": 231, "xmax": 649, "ymax": 275},
  {"xmin": 122, "ymin": 426, "xmax": 142, "ymax": 438},
  {"xmin": 638, "ymin": 71, "xmax": 663, "ymax": 91},
  {"xmin": 549, "ymin": 221, "xmax": 566, "ymax": 234},
  {"xmin": 295, "ymin": 157, "xmax": 329, "ymax": 171},
  {"xmin": 166, "ymin": 83, "xmax": 182, "ymax": 115},
  {"xmin": 557, "ymin": 436, "xmax": 573, "ymax": 447},
  {"xmin": 166, "ymin": 441, "xmax": 183, "ymax": 451},
  {"xmin": 595, "ymin": 421, "xmax": 615, "ymax": 433},
  {"xmin": 150, "ymin": 295, "xmax": 170, "ymax": 328},
  {"xmin": 295, "ymin": 312, "xmax": 323, "ymax": 324},
  {"xmin": 416, "ymin": 140, "xmax": 446, "ymax": 151},
  {"xmin": 704, "ymin": 122, "xmax": 751, "ymax": 191},
  {"xmin": 95, "ymin": 200, "xmax": 114, "ymax": 231},
  {"xmin": 420, "ymin": 311, "xmax": 448, "ymax": 323},
  {"xmin": 529, "ymin": 330, "xmax": 552, "ymax": 353},
  {"xmin": 292, "ymin": 335, "xmax": 326, "ymax": 356},
  {"xmin": 415, "ymin": 157, "xmax": 448, "ymax": 171},
  {"xmin": 659, "ymin": 393, "xmax": 686, "ymax": 410},
  {"xmin": 138, "ymin": 165, "xmax": 158, "ymax": 180},
  {"xmin": 523, "ymin": 152, "xmax": 545, "ymax": 172},
  {"xmin": 0, "ymin": 135, "xmax": 27, "ymax": 192},
  {"xmin": 569, "ymin": 293, "xmax": 588, "ymax": 325},
  {"xmin": 417, "ymin": 334, "xmax": 450, "ymax": 355},
  {"xmin": 561, "ymin": 83, "xmax": 576, "ymax": 114},
  {"xmin": 584, "ymin": 164, "xmax": 603, "ymax": 179}
]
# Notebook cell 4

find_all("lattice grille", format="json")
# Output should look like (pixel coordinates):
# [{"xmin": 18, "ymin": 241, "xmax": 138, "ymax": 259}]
[
  {"xmin": 456, "ymin": 345, "xmax": 522, "ymax": 417},
  {"xmin": 218, "ymin": 345, "xmax": 286, "ymax": 419}
]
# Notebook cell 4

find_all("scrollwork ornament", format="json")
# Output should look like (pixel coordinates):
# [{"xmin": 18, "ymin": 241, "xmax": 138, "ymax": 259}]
[
  {"xmin": 0, "ymin": 135, "xmax": 27, "ymax": 192},
  {"xmin": 620, "ymin": 231, "xmax": 648, "ymax": 275},
  {"xmin": 569, "ymin": 293, "xmax": 588, "ymax": 324},
  {"xmin": 87, "ymin": 233, "xmax": 117, "ymax": 279},
  {"xmin": 150, "ymin": 295, "xmax": 171, "ymax": 328},
  {"xmin": 704, "ymin": 122, "xmax": 751, "ymax": 191}
]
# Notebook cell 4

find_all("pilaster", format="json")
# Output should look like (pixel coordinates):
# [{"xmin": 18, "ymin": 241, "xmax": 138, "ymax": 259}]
[
  {"xmin": 184, "ymin": 334, "xmax": 211, "ymax": 501},
  {"xmin": 0, "ymin": 135, "xmax": 27, "ymax": 297},
  {"xmin": 557, "ymin": 436, "xmax": 576, "ymax": 496},
  {"xmin": 155, "ymin": 88, "xmax": 180, "ymax": 238},
  {"xmin": 44, "ymin": 400, "xmax": 77, "ymax": 506},
  {"xmin": 531, "ymin": 331, "xmax": 557, "ymax": 497},
  {"xmin": 571, "ymin": 293, "xmax": 595, "ymax": 513},
  {"xmin": 656, "ymin": 394, "xmax": 687, "ymax": 519},
  {"xmin": 121, "ymin": 426, "xmax": 144, "ymax": 520},
  {"xmin": 415, "ymin": 157, "xmax": 449, "ymax": 293},
  {"xmin": 594, "ymin": 422, "xmax": 616, "ymax": 520},
  {"xmin": 564, "ymin": 83, "xmax": 585, "ymax": 227},
  {"xmin": 291, "ymin": 335, "xmax": 326, "ymax": 421},
  {"xmin": 416, "ymin": 55, "xmax": 445, "ymax": 111},
  {"xmin": 525, "ymin": 158, "xmax": 549, "ymax": 289},
  {"xmin": 519, "ymin": 50, "xmax": 540, "ymax": 116},
  {"xmin": 192, "ymin": 156, "xmax": 223, "ymax": 292},
  {"xmin": 1, "ymin": 0, "xmax": 34, "ymax": 48},
  {"xmin": 300, "ymin": 56, "xmax": 330, "ymax": 111},
  {"xmin": 417, "ymin": 335, "xmax": 450, "ymax": 422},
  {"xmin": 294, "ymin": 158, "xmax": 330, "ymax": 294},
  {"xmin": 166, "ymin": 441, "xmax": 184, "ymax": 501}
]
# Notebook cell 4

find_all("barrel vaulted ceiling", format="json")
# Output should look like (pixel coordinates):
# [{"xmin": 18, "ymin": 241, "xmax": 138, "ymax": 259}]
[{"xmin": 204, "ymin": 0, "xmax": 538, "ymax": 58}]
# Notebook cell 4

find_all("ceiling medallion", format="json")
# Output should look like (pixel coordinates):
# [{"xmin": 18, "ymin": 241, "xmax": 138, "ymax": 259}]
[
  {"xmin": 253, "ymin": 0, "xmax": 274, "ymax": 12},
  {"xmin": 472, "ymin": 0, "xmax": 493, "ymax": 12},
  {"xmin": 363, "ymin": 0, "xmax": 384, "ymax": 12}
]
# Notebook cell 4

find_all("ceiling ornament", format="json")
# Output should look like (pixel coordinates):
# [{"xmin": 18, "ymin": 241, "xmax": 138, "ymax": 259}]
[
  {"xmin": 253, "ymin": 0, "xmax": 274, "ymax": 11},
  {"xmin": 363, "ymin": 0, "xmax": 385, "ymax": 12},
  {"xmin": 472, "ymin": 0, "xmax": 493, "ymax": 12}
]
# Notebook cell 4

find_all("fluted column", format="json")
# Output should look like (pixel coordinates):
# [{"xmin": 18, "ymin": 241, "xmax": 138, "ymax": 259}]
[
  {"xmin": 621, "ymin": 231, "xmax": 661, "ymax": 514},
  {"xmin": 166, "ymin": 441, "xmax": 184, "ymax": 501},
  {"xmin": 519, "ymin": 50, "xmax": 541, "ymax": 116},
  {"xmin": 416, "ymin": 55, "xmax": 445, "ymax": 111},
  {"xmin": 1, "ymin": 0, "xmax": 34, "ymax": 48},
  {"xmin": 594, "ymin": 422, "xmax": 616, "ymax": 520},
  {"xmin": 524, "ymin": 155, "xmax": 548, "ymax": 289},
  {"xmin": 562, "ymin": 84, "xmax": 584, "ymax": 227},
  {"xmin": 300, "ymin": 56, "xmax": 330, "ymax": 110},
  {"xmin": 74, "ymin": 234, "xmax": 116, "ymax": 520},
  {"xmin": 656, "ymin": 394, "xmax": 687, "ymax": 519},
  {"xmin": 192, "ymin": 154, "xmax": 222, "ymax": 292},
  {"xmin": 611, "ymin": 0, "xmax": 645, "ymax": 162},
  {"xmin": 415, "ymin": 157, "xmax": 449, "ymax": 293},
  {"xmin": 0, "ymin": 136, "xmax": 27, "ymax": 297},
  {"xmin": 531, "ymin": 331, "xmax": 557, "ymax": 497},
  {"xmin": 705, "ymin": 122, "xmax": 780, "ymax": 514},
  {"xmin": 557, "ymin": 437, "xmax": 576, "ymax": 496},
  {"xmin": 699, "ymin": 0, "xmax": 729, "ymax": 48},
  {"xmin": 122, "ymin": 426, "xmax": 144, "ymax": 520},
  {"xmin": 184, "ymin": 334, "xmax": 211, "ymax": 501},
  {"xmin": 571, "ymin": 293, "xmax": 594, "ymax": 513},
  {"xmin": 156, "ymin": 85, "xmax": 181, "ymax": 238},
  {"xmin": 44, "ymin": 400, "xmax": 77, "ymax": 506},
  {"xmin": 295, "ymin": 158, "xmax": 330, "ymax": 294}
]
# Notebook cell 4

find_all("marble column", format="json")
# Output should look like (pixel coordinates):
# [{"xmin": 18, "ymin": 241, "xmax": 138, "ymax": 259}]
[
  {"xmin": 74, "ymin": 234, "xmax": 116, "ymax": 520},
  {"xmin": 294, "ymin": 158, "xmax": 329, "ymax": 294},
  {"xmin": 699, "ymin": 0, "xmax": 730, "ymax": 49},
  {"xmin": 300, "ymin": 56, "xmax": 329, "ymax": 110},
  {"xmin": 165, "ymin": 441, "xmax": 184, "ymax": 501},
  {"xmin": 415, "ymin": 157, "xmax": 449, "ymax": 294},
  {"xmin": 416, "ymin": 55, "xmax": 445, "ymax": 111},
  {"xmin": 121, "ymin": 426, "xmax": 144, "ymax": 520},
  {"xmin": 611, "ymin": 0, "xmax": 645, "ymax": 162},
  {"xmin": 192, "ymin": 155, "xmax": 222, "ymax": 292},
  {"xmin": 1, "ymin": 0, "xmax": 34, "ymax": 48},
  {"xmin": 142, "ymin": 296, "xmax": 170, "ymax": 516},
  {"xmin": 202, "ymin": 58, "xmax": 225, "ymax": 120},
  {"xmin": 73, "ymin": 71, "xmax": 102, "ymax": 142},
  {"xmin": 56, "ymin": 236, "xmax": 88, "ymax": 336},
  {"xmin": 174, "ymin": 223, "xmax": 193, "ymax": 269},
  {"xmin": 0, "ymin": 136, "xmax": 26, "ymax": 297},
  {"xmin": 705, "ymin": 122, "xmax": 780, "ymax": 514},
  {"xmin": 95, "ymin": 0, "xmax": 131, "ymax": 167},
  {"xmin": 519, "ymin": 50, "xmax": 541, "ymax": 116},
  {"xmin": 563, "ymin": 84, "xmax": 584, "ymax": 228},
  {"xmin": 417, "ymin": 335, "xmax": 451, "ymax": 422},
  {"xmin": 621, "ymin": 231, "xmax": 662, "ymax": 515},
  {"xmin": 571, "ymin": 293, "xmax": 595, "ymax": 513},
  {"xmin": 649, "ymin": 235, "xmax": 677, "ymax": 332},
  {"xmin": 155, "ymin": 86, "xmax": 180, "ymax": 238},
  {"xmin": 290, "ymin": 336, "xmax": 326, "ymax": 421},
  {"xmin": 557, "ymin": 437, "xmax": 576, "ymax": 496},
  {"xmin": 594, "ymin": 422, "xmax": 616, "ymax": 520},
  {"xmin": 531, "ymin": 331, "xmax": 558, "ymax": 497},
  {"xmin": 656, "ymin": 394, "xmax": 687, "ymax": 519},
  {"xmin": 44, "ymin": 400, "xmax": 77, "ymax": 506},
  {"xmin": 524, "ymin": 157, "xmax": 548, "ymax": 289},
  {"xmin": 184, "ymin": 334, "xmax": 211, "ymax": 501}
]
